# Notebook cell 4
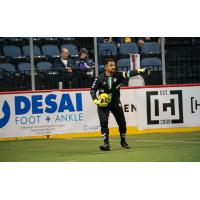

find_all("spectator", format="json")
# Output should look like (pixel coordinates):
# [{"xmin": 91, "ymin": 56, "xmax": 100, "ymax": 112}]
[
  {"xmin": 117, "ymin": 37, "xmax": 137, "ymax": 48},
  {"xmin": 103, "ymin": 37, "xmax": 120, "ymax": 44},
  {"xmin": 103, "ymin": 37, "xmax": 113, "ymax": 43},
  {"xmin": 121, "ymin": 37, "xmax": 135, "ymax": 43},
  {"xmin": 76, "ymin": 48, "xmax": 95, "ymax": 88},
  {"xmin": 53, "ymin": 48, "xmax": 80, "ymax": 88},
  {"xmin": 137, "ymin": 37, "xmax": 161, "ymax": 46}
]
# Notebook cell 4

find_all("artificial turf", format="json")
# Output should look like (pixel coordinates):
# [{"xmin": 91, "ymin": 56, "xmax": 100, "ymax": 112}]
[{"xmin": 0, "ymin": 132, "xmax": 200, "ymax": 162}]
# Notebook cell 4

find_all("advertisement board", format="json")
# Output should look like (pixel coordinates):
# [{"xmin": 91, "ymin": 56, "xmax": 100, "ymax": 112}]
[
  {"xmin": 1, "ymin": 85, "xmax": 200, "ymax": 138},
  {"xmin": 0, "ymin": 89, "xmax": 137, "ymax": 138},
  {"xmin": 136, "ymin": 85, "xmax": 200, "ymax": 129}
]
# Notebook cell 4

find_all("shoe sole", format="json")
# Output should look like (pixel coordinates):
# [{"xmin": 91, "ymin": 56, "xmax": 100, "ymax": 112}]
[{"xmin": 99, "ymin": 146, "xmax": 111, "ymax": 151}]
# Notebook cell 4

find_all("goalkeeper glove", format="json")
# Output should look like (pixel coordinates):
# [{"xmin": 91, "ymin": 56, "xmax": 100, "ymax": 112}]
[
  {"xmin": 93, "ymin": 99, "xmax": 108, "ymax": 107},
  {"xmin": 93, "ymin": 99, "xmax": 101, "ymax": 105},
  {"xmin": 137, "ymin": 67, "xmax": 151, "ymax": 76}
]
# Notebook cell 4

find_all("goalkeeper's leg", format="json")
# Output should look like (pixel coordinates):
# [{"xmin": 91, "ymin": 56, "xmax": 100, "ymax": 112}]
[
  {"xmin": 111, "ymin": 101, "xmax": 130, "ymax": 149},
  {"xmin": 97, "ymin": 106, "xmax": 111, "ymax": 151}
]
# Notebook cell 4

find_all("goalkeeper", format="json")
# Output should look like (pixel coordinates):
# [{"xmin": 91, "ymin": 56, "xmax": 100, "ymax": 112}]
[{"xmin": 90, "ymin": 58, "xmax": 150, "ymax": 151}]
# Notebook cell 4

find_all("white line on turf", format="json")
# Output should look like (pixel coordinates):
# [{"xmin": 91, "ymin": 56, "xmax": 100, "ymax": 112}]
[{"xmin": 64, "ymin": 138, "xmax": 200, "ymax": 144}]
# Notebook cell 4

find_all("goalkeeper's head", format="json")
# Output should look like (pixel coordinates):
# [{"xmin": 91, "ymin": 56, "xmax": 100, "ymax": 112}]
[
  {"xmin": 104, "ymin": 58, "xmax": 116, "ymax": 75},
  {"xmin": 98, "ymin": 93, "xmax": 111, "ymax": 107}
]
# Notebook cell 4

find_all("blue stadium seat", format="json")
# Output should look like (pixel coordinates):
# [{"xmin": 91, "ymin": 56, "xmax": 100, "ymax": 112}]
[
  {"xmin": 141, "ymin": 57, "xmax": 161, "ymax": 70},
  {"xmin": 42, "ymin": 45, "xmax": 60, "ymax": 58},
  {"xmin": 3, "ymin": 45, "xmax": 26, "ymax": 63},
  {"xmin": 18, "ymin": 62, "xmax": 32, "ymax": 74},
  {"xmin": 22, "ymin": 45, "xmax": 41, "ymax": 56},
  {"xmin": 98, "ymin": 43, "xmax": 117, "ymax": 64},
  {"xmin": 37, "ymin": 61, "xmax": 52, "ymax": 70},
  {"xmin": 3, "ymin": 45, "xmax": 22, "ymax": 57},
  {"xmin": 117, "ymin": 58, "xmax": 130, "ymax": 71},
  {"xmin": 141, "ymin": 42, "xmax": 160, "ymax": 55},
  {"xmin": 61, "ymin": 44, "xmax": 79, "ymax": 57},
  {"xmin": 98, "ymin": 43, "xmax": 117, "ymax": 56},
  {"xmin": 0, "ymin": 63, "xmax": 16, "ymax": 72},
  {"xmin": 22, "ymin": 45, "xmax": 46, "ymax": 62},
  {"xmin": 119, "ymin": 42, "xmax": 138, "ymax": 57}
]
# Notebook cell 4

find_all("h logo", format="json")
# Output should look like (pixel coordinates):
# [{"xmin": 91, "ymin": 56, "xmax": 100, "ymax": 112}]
[
  {"xmin": 146, "ymin": 90, "xmax": 184, "ymax": 125},
  {"xmin": 191, "ymin": 97, "xmax": 200, "ymax": 113}
]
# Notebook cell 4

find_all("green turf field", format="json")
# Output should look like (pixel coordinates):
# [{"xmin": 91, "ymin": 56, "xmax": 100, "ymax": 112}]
[{"xmin": 0, "ymin": 132, "xmax": 200, "ymax": 162}]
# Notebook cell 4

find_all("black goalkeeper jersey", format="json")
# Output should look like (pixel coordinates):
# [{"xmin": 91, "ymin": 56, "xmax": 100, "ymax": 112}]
[{"xmin": 90, "ymin": 70, "xmax": 138, "ymax": 102}]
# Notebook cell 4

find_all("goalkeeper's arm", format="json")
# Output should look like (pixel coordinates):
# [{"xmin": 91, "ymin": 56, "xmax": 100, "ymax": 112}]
[
  {"xmin": 90, "ymin": 78, "xmax": 99, "ymax": 102},
  {"xmin": 122, "ymin": 68, "xmax": 151, "ymax": 79}
]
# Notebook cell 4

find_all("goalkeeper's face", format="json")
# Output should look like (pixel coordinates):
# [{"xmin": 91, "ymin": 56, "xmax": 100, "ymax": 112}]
[{"xmin": 105, "ymin": 61, "xmax": 116, "ymax": 74}]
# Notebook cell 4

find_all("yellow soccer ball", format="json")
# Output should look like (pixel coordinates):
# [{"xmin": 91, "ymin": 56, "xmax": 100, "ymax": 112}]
[{"xmin": 98, "ymin": 93, "xmax": 111, "ymax": 107}]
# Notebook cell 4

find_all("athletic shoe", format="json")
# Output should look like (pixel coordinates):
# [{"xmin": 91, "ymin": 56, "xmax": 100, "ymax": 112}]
[
  {"xmin": 99, "ymin": 144, "xmax": 111, "ymax": 151},
  {"xmin": 120, "ymin": 141, "xmax": 130, "ymax": 149}
]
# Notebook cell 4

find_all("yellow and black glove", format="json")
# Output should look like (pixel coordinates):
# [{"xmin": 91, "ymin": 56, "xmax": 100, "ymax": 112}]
[
  {"xmin": 137, "ymin": 67, "xmax": 151, "ymax": 76},
  {"xmin": 93, "ymin": 99, "xmax": 101, "ymax": 106}
]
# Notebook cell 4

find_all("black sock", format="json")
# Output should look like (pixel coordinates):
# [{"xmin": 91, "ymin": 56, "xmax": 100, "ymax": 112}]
[{"xmin": 120, "ymin": 133, "xmax": 126, "ymax": 143}]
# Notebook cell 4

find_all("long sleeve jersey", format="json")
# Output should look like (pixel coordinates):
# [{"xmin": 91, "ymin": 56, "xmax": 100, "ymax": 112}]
[{"xmin": 90, "ymin": 70, "xmax": 139, "ymax": 102}]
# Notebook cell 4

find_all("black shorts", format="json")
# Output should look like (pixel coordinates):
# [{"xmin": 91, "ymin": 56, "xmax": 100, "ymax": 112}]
[{"xmin": 97, "ymin": 98, "xmax": 126, "ymax": 134}]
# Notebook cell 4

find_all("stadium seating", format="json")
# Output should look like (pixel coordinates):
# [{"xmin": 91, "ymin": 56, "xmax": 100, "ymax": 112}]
[
  {"xmin": 141, "ymin": 42, "xmax": 160, "ymax": 56},
  {"xmin": 22, "ymin": 45, "xmax": 46, "ymax": 62},
  {"xmin": 98, "ymin": 43, "xmax": 117, "ymax": 64},
  {"xmin": 3, "ymin": 45, "xmax": 22, "ymax": 57},
  {"xmin": 18, "ymin": 62, "xmax": 32, "ymax": 74},
  {"xmin": 0, "ymin": 63, "xmax": 16, "ymax": 73},
  {"xmin": 61, "ymin": 44, "xmax": 79, "ymax": 58},
  {"xmin": 117, "ymin": 58, "xmax": 130, "ymax": 71},
  {"xmin": 141, "ymin": 57, "xmax": 162, "ymax": 70},
  {"xmin": 41, "ymin": 45, "xmax": 60, "ymax": 60},
  {"xmin": 37, "ymin": 61, "xmax": 52, "ymax": 71},
  {"xmin": 119, "ymin": 42, "xmax": 138, "ymax": 58},
  {"xmin": 2, "ymin": 45, "xmax": 26, "ymax": 63},
  {"xmin": 22, "ymin": 45, "xmax": 41, "ymax": 56},
  {"xmin": 1, "ymin": 37, "xmax": 200, "ymax": 90}
]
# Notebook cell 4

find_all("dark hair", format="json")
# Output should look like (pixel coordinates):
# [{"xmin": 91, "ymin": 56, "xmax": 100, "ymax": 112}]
[
  {"xmin": 104, "ymin": 58, "xmax": 115, "ymax": 66},
  {"xmin": 80, "ymin": 48, "xmax": 88, "ymax": 55}
]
